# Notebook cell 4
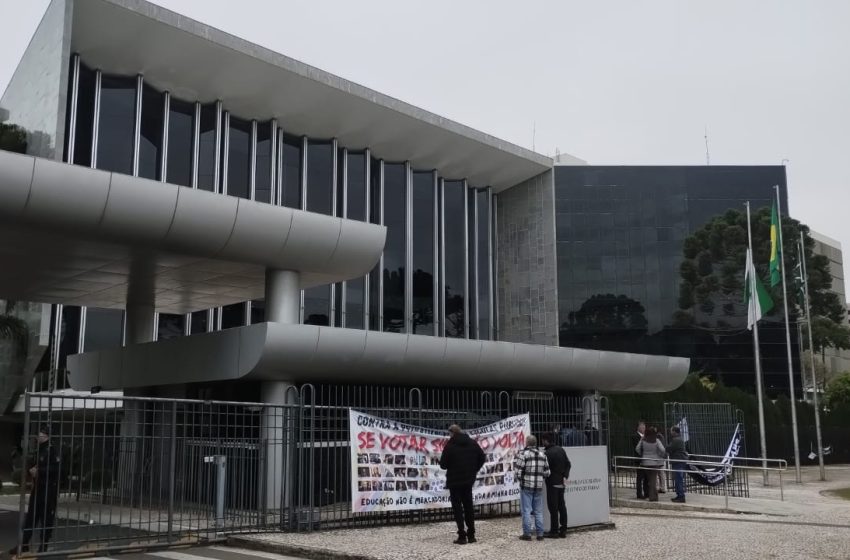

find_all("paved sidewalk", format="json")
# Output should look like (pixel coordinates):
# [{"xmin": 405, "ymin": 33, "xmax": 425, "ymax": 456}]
[{"xmin": 230, "ymin": 465, "xmax": 850, "ymax": 560}]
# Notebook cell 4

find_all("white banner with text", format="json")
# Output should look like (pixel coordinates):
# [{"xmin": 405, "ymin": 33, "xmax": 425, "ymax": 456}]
[{"xmin": 349, "ymin": 409, "xmax": 530, "ymax": 513}]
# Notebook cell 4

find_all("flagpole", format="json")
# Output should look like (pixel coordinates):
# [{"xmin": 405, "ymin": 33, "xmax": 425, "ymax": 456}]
[
  {"xmin": 799, "ymin": 231, "xmax": 826, "ymax": 481},
  {"xmin": 774, "ymin": 185, "xmax": 802, "ymax": 483},
  {"xmin": 745, "ymin": 201, "xmax": 769, "ymax": 484}
]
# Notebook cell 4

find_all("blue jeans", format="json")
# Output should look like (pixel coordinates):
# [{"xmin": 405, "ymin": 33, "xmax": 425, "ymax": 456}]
[
  {"xmin": 672, "ymin": 461, "xmax": 686, "ymax": 498},
  {"xmin": 520, "ymin": 487, "xmax": 545, "ymax": 535}
]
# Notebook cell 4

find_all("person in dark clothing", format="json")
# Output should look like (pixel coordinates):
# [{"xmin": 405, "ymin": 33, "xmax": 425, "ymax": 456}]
[
  {"xmin": 583, "ymin": 419, "xmax": 600, "ymax": 446},
  {"xmin": 634, "ymin": 420, "xmax": 648, "ymax": 499},
  {"xmin": 439, "ymin": 424, "xmax": 485, "ymax": 545},
  {"xmin": 541, "ymin": 433, "xmax": 571, "ymax": 539},
  {"xmin": 13, "ymin": 425, "xmax": 61, "ymax": 555},
  {"xmin": 667, "ymin": 426, "xmax": 689, "ymax": 503}
]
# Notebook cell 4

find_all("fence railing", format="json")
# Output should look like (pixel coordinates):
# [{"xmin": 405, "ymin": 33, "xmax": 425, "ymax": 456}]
[
  {"xmin": 611, "ymin": 455, "xmax": 788, "ymax": 509},
  {"xmin": 14, "ymin": 386, "xmax": 606, "ymax": 556}
]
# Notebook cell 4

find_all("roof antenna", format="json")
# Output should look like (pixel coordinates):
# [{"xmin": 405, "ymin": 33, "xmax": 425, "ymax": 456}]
[{"xmin": 704, "ymin": 125, "xmax": 711, "ymax": 165}]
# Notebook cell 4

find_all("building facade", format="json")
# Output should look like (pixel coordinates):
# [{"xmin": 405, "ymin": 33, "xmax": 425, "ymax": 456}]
[
  {"xmin": 553, "ymin": 165, "xmax": 799, "ymax": 395},
  {"xmin": 809, "ymin": 231, "xmax": 850, "ymax": 383},
  {"xmin": 0, "ymin": 0, "xmax": 689, "ymax": 412}
]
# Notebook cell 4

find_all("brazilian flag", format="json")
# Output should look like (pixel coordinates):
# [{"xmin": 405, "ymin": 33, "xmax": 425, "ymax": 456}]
[{"xmin": 769, "ymin": 202, "xmax": 781, "ymax": 287}]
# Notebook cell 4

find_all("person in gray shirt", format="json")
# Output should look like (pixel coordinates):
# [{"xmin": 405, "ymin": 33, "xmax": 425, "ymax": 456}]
[
  {"xmin": 635, "ymin": 426, "xmax": 665, "ymax": 502},
  {"xmin": 667, "ymin": 426, "xmax": 689, "ymax": 503}
]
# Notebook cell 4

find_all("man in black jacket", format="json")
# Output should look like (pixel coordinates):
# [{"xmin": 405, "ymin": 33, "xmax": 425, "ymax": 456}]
[
  {"xmin": 667, "ymin": 426, "xmax": 689, "ymax": 503},
  {"xmin": 541, "ymin": 433, "xmax": 571, "ymax": 538},
  {"xmin": 14, "ymin": 425, "xmax": 61, "ymax": 555},
  {"xmin": 439, "ymin": 424, "xmax": 485, "ymax": 545}
]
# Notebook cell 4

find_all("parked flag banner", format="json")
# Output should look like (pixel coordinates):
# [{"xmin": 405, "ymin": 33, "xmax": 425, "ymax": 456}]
[
  {"xmin": 744, "ymin": 248, "xmax": 774, "ymax": 330},
  {"xmin": 349, "ymin": 409, "xmax": 530, "ymax": 513},
  {"xmin": 687, "ymin": 423, "xmax": 742, "ymax": 486},
  {"xmin": 769, "ymin": 202, "xmax": 782, "ymax": 287}
]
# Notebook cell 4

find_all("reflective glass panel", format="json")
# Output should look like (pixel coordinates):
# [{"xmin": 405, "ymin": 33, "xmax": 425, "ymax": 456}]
[
  {"xmin": 345, "ymin": 277, "xmax": 365, "ymax": 329},
  {"xmin": 166, "ymin": 98, "xmax": 194, "ymax": 187},
  {"xmin": 83, "ymin": 308, "xmax": 124, "ymax": 352},
  {"xmin": 197, "ymin": 104, "xmax": 218, "ymax": 191},
  {"xmin": 368, "ymin": 158, "xmax": 382, "ymax": 331},
  {"xmin": 221, "ymin": 303, "xmax": 246, "ymax": 330},
  {"xmin": 157, "ymin": 313, "xmax": 185, "ymax": 340},
  {"xmin": 279, "ymin": 133, "xmax": 302, "ymax": 209},
  {"xmin": 476, "ymin": 189, "xmax": 491, "ymax": 339},
  {"xmin": 347, "ymin": 152, "xmax": 367, "ymax": 221},
  {"xmin": 306, "ymin": 141, "xmax": 334, "ymax": 215},
  {"xmin": 382, "ymin": 163, "xmax": 406, "ymax": 333},
  {"xmin": 467, "ymin": 187, "xmax": 477, "ymax": 339},
  {"xmin": 226, "ymin": 115, "xmax": 251, "ymax": 199},
  {"xmin": 96, "ymin": 75, "xmax": 136, "ymax": 174},
  {"xmin": 304, "ymin": 286, "xmax": 331, "ymax": 326},
  {"xmin": 138, "ymin": 84, "xmax": 163, "ymax": 180},
  {"xmin": 190, "ymin": 310, "xmax": 209, "ymax": 334},
  {"xmin": 251, "ymin": 300, "xmax": 265, "ymax": 324},
  {"xmin": 443, "ymin": 180, "xmax": 466, "ymax": 338},
  {"xmin": 73, "ymin": 64, "xmax": 96, "ymax": 167},
  {"xmin": 411, "ymin": 171, "xmax": 435, "ymax": 335},
  {"xmin": 255, "ymin": 122, "xmax": 272, "ymax": 203}
]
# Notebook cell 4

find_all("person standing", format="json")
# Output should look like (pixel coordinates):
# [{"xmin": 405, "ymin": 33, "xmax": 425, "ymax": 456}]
[
  {"xmin": 635, "ymin": 426, "xmax": 665, "ymax": 502},
  {"xmin": 653, "ymin": 426, "xmax": 667, "ymax": 494},
  {"xmin": 541, "ymin": 433, "xmax": 571, "ymax": 539},
  {"xmin": 439, "ymin": 424, "xmax": 485, "ymax": 545},
  {"xmin": 514, "ymin": 435, "xmax": 551, "ymax": 541},
  {"xmin": 13, "ymin": 425, "xmax": 61, "ymax": 555},
  {"xmin": 634, "ymin": 420, "xmax": 648, "ymax": 499},
  {"xmin": 667, "ymin": 426, "xmax": 689, "ymax": 503}
]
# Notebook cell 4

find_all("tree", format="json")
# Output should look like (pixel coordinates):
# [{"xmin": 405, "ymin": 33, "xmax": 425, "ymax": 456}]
[
  {"xmin": 677, "ymin": 207, "xmax": 850, "ymax": 354},
  {"xmin": 0, "ymin": 315, "xmax": 29, "ymax": 357},
  {"xmin": 0, "ymin": 122, "xmax": 28, "ymax": 154},
  {"xmin": 560, "ymin": 294, "xmax": 648, "ymax": 352},
  {"xmin": 825, "ymin": 372, "xmax": 850, "ymax": 409}
]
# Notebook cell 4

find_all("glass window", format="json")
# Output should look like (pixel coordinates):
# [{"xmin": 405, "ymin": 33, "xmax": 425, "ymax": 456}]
[
  {"xmin": 411, "ymin": 171, "xmax": 435, "ymax": 335},
  {"xmin": 382, "ymin": 163, "xmax": 406, "ymax": 333},
  {"xmin": 190, "ymin": 310, "xmax": 209, "ymax": 334},
  {"xmin": 96, "ymin": 75, "xmax": 136, "ymax": 174},
  {"xmin": 306, "ymin": 140, "xmax": 334, "ymax": 215},
  {"xmin": 197, "ymin": 104, "xmax": 218, "ymax": 191},
  {"xmin": 251, "ymin": 300, "xmax": 265, "ymax": 324},
  {"xmin": 467, "ymin": 187, "xmax": 477, "ymax": 339},
  {"xmin": 57, "ymin": 305, "xmax": 81, "ymax": 374},
  {"xmin": 221, "ymin": 303, "xmax": 246, "ymax": 330},
  {"xmin": 304, "ymin": 286, "xmax": 331, "ymax": 326},
  {"xmin": 138, "ymin": 84, "xmax": 163, "ymax": 180},
  {"xmin": 83, "ymin": 308, "xmax": 124, "ymax": 352},
  {"xmin": 369, "ymin": 158, "xmax": 382, "ymax": 331},
  {"xmin": 166, "ymin": 98, "xmax": 194, "ymax": 187},
  {"xmin": 443, "ymin": 180, "xmax": 466, "ymax": 338},
  {"xmin": 347, "ymin": 152, "xmax": 367, "ymax": 221},
  {"xmin": 476, "ymin": 189, "xmax": 491, "ymax": 339},
  {"xmin": 157, "ymin": 313, "xmax": 185, "ymax": 340},
  {"xmin": 73, "ymin": 64, "xmax": 96, "ymax": 167},
  {"xmin": 279, "ymin": 133, "xmax": 302, "ymax": 209},
  {"xmin": 345, "ymin": 277, "xmax": 365, "ymax": 329},
  {"xmin": 226, "ymin": 115, "xmax": 251, "ymax": 199},
  {"xmin": 255, "ymin": 122, "xmax": 273, "ymax": 203}
]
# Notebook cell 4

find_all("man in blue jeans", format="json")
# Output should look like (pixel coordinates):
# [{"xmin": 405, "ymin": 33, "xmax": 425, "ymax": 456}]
[
  {"xmin": 514, "ymin": 435, "xmax": 551, "ymax": 541},
  {"xmin": 667, "ymin": 426, "xmax": 688, "ymax": 503}
]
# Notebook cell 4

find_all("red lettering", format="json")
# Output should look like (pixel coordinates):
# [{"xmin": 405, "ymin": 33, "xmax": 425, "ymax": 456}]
[{"xmin": 357, "ymin": 431, "xmax": 375, "ymax": 450}]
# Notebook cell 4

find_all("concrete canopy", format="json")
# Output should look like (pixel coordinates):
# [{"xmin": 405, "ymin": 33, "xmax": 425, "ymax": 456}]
[
  {"xmin": 69, "ymin": 323, "xmax": 690, "ymax": 393},
  {"xmin": 69, "ymin": 0, "xmax": 554, "ymax": 191},
  {"xmin": 0, "ymin": 151, "xmax": 386, "ymax": 314}
]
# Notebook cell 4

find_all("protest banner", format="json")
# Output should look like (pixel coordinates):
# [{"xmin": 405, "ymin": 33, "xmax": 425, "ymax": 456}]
[{"xmin": 350, "ymin": 409, "xmax": 530, "ymax": 513}]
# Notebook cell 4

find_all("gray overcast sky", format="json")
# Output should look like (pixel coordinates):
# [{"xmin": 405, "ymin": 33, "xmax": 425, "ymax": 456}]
[{"xmin": 2, "ymin": 0, "xmax": 849, "ymax": 295}]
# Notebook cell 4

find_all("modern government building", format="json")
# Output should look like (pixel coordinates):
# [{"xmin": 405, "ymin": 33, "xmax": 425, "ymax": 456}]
[{"xmin": 1, "ymin": 0, "xmax": 817, "ymax": 419}]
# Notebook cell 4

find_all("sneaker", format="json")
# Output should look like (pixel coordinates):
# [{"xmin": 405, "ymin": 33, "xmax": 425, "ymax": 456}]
[
  {"xmin": 536, "ymin": 535, "xmax": 545, "ymax": 541},
  {"xmin": 453, "ymin": 535, "xmax": 468, "ymax": 545},
  {"xmin": 519, "ymin": 534, "xmax": 532, "ymax": 541},
  {"xmin": 467, "ymin": 536, "xmax": 477, "ymax": 544},
  {"xmin": 671, "ymin": 497, "xmax": 686, "ymax": 503}
]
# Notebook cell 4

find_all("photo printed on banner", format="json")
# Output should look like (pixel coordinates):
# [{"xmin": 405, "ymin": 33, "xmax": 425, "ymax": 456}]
[{"xmin": 349, "ymin": 409, "xmax": 530, "ymax": 513}]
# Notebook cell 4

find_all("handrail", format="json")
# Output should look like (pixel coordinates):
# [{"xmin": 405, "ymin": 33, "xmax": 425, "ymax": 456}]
[{"xmin": 611, "ymin": 455, "xmax": 787, "ymax": 506}]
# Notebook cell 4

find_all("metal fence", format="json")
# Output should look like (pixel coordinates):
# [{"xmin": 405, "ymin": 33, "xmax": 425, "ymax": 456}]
[
  {"xmin": 15, "ymin": 386, "xmax": 608, "ymax": 556},
  {"xmin": 609, "ymin": 402, "xmax": 749, "ymax": 499}
]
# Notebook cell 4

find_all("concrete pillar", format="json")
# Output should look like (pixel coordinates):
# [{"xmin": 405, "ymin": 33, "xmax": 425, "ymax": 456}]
[
  {"xmin": 125, "ymin": 303, "xmax": 156, "ymax": 344},
  {"xmin": 265, "ymin": 269, "xmax": 300, "ymax": 324},
  {"xmin": 261, "ymin": 381, "xmax": 296, "ymax": 517}
]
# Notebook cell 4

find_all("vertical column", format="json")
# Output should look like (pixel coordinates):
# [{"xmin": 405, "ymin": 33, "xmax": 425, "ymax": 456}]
[
  {"xmin": 191, "ymin": 102, "xmax": 200, "ymax": 188},
  {"xmin": 462, "ymin": 180, "xmax": 470, "ymax": 339},
  {"xmin": 364, "ymin": 152, "xmax": 371, "ymax": 329},
  {"xmin": 160, "ymin": 92, "xmax": 170, "ymax": 182},
  {"xmin": 265, "ymin": 270, "xmax": 301, "ymax": 325},
  {"xmin": 432, "ymin": 172, "xmax": 439, "ymax": 336},
  {"xmin": 261, "ymin": 381, "xmax": 296, "ymax": 513},
  {"xmin": 487, "ymin": 187, "xmax": 494, "ymax": 341},
  {"xmin": 405, "ymin": 162, "xmax": 413, "ymax": 333},
  {"xmin": 340, "ymin": 148, "xmax": 349, "ymax": 327}
]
